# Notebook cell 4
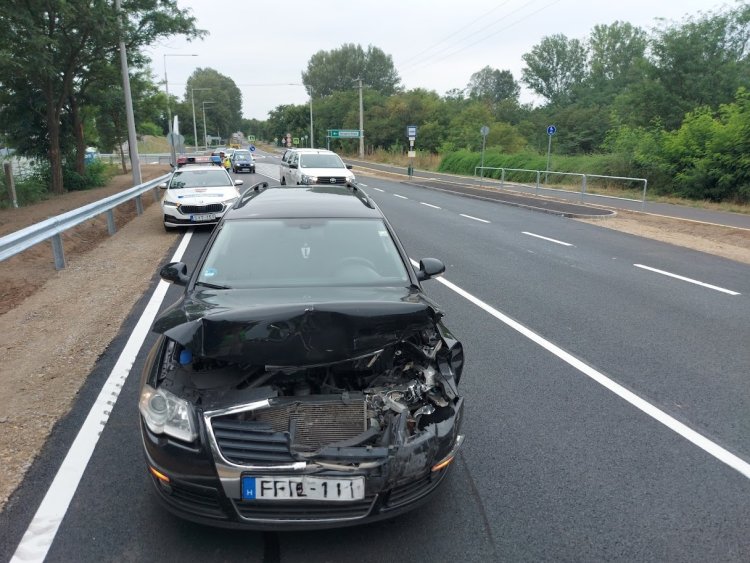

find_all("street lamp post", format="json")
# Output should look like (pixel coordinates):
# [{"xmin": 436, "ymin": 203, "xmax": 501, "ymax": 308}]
[
  {"xmin": 164, "ymin": 53, "xmax": 197, "ymax": 165},
  {"xmin": 308, "ymin": 86, "xmax": 314, "ymax": 148},
  {"xmin": 191, "ymin": 87, "xmax": 210, "ymax": 153},
  {"xmin": 114, "ymin": 0, "xmax": 141, "ymax": 184},
  {"xmin": 202, "ymin": 101, "xmax": 216, "ymax": 151}
]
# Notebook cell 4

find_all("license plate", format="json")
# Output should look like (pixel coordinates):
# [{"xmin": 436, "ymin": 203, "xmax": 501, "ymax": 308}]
[
  {"xmin": 190, "ymin": 213, "xmax": 216, "ymax": 222},
  {"xmin": 241, "ymin": 475, "xmax": 365, "ymax": 501}
]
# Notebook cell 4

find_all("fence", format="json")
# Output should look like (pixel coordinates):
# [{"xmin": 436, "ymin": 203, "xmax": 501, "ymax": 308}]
[
  {"xmin": 474, "ymin": 166, "xmax": 648, "ymax": 209},
  {"xmin": 0, "ymin": 173, "xmax": 169, "ymax": 269}
]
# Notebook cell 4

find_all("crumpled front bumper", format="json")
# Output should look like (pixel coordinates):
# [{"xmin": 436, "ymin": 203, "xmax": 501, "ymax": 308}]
[{"xmin": 141, "ymin": 397, "xmax": 464, "ymax": 530}]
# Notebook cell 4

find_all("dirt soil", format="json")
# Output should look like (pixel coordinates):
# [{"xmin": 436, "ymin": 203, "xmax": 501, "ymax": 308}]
[{"xmin": 0, "ymin": 165, "xmax": 748, "ymax": 512}]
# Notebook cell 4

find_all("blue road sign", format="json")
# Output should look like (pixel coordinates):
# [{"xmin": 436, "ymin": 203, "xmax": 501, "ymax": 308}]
[
  {"xmin": 249, "ymin": 144, "xmax": 256, "ymax": 152},
  {"xmin": 547, "ymin": 125, "xmax": 557, "ymax": 135},
  {"xmin": 406, "ymin": 125, "xmax": 417, "ymax": 138}
]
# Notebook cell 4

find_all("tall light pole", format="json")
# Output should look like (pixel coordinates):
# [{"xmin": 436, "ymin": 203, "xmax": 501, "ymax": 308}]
[
  {"xmin": 308, "ymin": 86, "xmax": 314, "ymax": 148},
  {"xmin": 191, "ymin": 87, "xmax": 210, "ymax": 153},
  {"xmin": 202, "ymin": 101, "xmax": 215, "ymax": 151},
  {"xmin": 114, "ymin": 0, "xmax": 141, "ymax": 184},
  {"xmin": 356, "ymin": 77, "xmax": 364, "ymax": 158},
  {"xmin": 164, "ymin": 53, "xmax": 197, "ymax": 165}
]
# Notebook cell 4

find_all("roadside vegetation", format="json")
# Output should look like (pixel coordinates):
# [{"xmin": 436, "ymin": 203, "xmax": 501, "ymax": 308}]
[{"xmin": 1, "ymin": 3, "xmax": 749, "ymax": 211}]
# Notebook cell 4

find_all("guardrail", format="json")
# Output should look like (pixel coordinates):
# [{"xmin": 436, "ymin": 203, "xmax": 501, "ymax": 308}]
[
  {"xmin": 0, "ymin": 173, "xmax": 169, "ymax": 269},
  {"xmin": 474, "ymin": 166, "xmax": 648, "ymax": 209}
]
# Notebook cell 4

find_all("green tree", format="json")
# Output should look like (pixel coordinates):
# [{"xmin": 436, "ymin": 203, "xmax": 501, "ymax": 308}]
[
  {"xmin": 183, "ymin": 68, "xmax": 242, "ymax": 145},
  {"xmin": 0, "ymin": 0, "xmax": 202, "ymax": 194},
  {"xmin": 302, "ymin": 44, "xmax": 401, "ymax": 97},
  {"xmin": 467, "ymin": 66, "xmax": 520, "ymax": 104},
  {"xmin": 587, "ymin": 21, "xmax": 647, "ymax": 101},
  {"xmin": 521, "ymin": 34, "xmax": 588, "ymax": 105}
]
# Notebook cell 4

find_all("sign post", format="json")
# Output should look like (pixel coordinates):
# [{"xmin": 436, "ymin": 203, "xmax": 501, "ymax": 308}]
[
  {"xmin": 545, "ymin": 125, "xmax": 556, "ymax": 183},
  {"xmin": 406, "ymin": 125, "xmax": 417, "ymax": 177},
  {"xmin": 479, "ymin": 125, "xmax": 490, "ymax": 187}
]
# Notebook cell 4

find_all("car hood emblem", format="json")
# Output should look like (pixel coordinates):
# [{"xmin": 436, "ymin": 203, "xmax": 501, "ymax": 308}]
[
  {"xmin": 301, "ymin": 244, "xmax": 311, "ymax": 259},
  {"xmin": 330, "ymin": 178, "xmax": 336, "ymax": 184}
]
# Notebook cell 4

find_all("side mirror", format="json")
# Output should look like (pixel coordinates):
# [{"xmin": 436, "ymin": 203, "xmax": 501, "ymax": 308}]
[
  {"xmin": 416, "ymin": 258, "xmax": 445, "ymax": 281},
  {"xmin": 159, "ymin": 182, "xmax": 168, "ymax": 189},
  {"xmin": 160, "ymin": 262, "xmax": 190, "ymax": 285},
  {"xmin": 234, "ymin": 179, "xmax": 244, "ymax": 186},
  {"xmin": 289, "ymin": 163, "xmax": 298, "ymax": 169},
  {"xmin": 346, "ymin": 164, "xmax": 353, "ymax": 170}
]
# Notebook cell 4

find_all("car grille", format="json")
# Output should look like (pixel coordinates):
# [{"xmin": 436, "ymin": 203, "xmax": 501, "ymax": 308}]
[
  {"xmin": 211, "ymin": 418, "xmax": 295, "ymax": 465},
  {"xmin": 253, "ymin": 397, "xmax": 367, "ymax": 450},
  {"xmin": 317, "ymin": 176, "xmax": 347, "ymax": 185},
  {"xmin": 234, "ymin": 495, "xmax": 377, "ymax": 522},
  {"xmin": 180, "ymin": 203, "xmax": 223, "ymax": 214},
  {"xmin": 384, "ymin": 468, "xmax": 448, "ymax": 509}
]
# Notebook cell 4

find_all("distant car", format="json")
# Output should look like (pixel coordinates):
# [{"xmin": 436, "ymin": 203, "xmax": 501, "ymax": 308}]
[
  {"xmin": 231, "ymin": 150, "xmax": 256, "ymax": 173},
  {"xmin": 159, "ymin": 164, "xmax": 244, "ymax": 230},
  {"xmin": 140, "ymin": 182, "xmax": 465, "ymax": 529},
  {"xmin": 280, "ymin": 148, "xmax": 355, "ymax": 186}
]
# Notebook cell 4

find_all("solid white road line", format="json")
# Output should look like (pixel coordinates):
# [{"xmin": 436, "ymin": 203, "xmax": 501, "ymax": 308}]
[
  {"xmin": 409, "ymin": 259, "xmax": 750, "ymax": 481},
  {"xmin": 420, "ymin": 202, "xmax": 441, "ymax": 209},
  {"xmin": 393, "ymin": 194, "xmax": 408, "ymax": 199},
  {"xmin": 634, "ymin": 264, "xmax": 741, "ymax": 296},
  {"xmin": 522, "ymin": 231, "xmax": 575, "ymax": 247},
  {"xmin": 460, "ymin": 213, "xmax": 490, "ymax": 223},
  {"xmin": 11, "ymin": 233, "xmax": 194, "ymax": 563}
]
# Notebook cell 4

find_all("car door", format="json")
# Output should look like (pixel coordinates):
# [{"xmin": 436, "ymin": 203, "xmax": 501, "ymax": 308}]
[
  {"xmin": 280, "ymin": 150, "xmax": 292, "ymax": 183},
  {"xmin": 288, "ymin": 152, "xmax": 300, "ymax": 184}
]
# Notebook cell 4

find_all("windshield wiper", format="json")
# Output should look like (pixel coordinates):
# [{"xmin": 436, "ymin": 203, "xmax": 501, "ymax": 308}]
[{"xmin": 195, "ymin": 281, "xmax": 232, "ymax": 290}]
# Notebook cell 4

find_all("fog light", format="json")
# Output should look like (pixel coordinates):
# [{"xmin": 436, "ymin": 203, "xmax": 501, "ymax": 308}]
[
  {"xmin": 431, "ymin": 434, "xmax": 465, "ymax": 472},
  {"xmin": 149, "ymin": 465, "xmax": 170, "ymax": 484}
]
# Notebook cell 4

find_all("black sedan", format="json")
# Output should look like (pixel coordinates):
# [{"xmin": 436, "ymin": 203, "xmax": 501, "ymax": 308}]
[
  {"xmin": 138, "ymin": 182, "xmax": 465, "ymax": 529},
  {"xmin": 231, "ymin": 151, "xmax": 256, "ymax": 173}
]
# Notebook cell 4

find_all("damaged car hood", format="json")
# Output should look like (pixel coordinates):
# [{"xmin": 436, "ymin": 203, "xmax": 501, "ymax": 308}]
[{"xmin": 153, "ymin": 286, "xmax": 442, "ymax": 366}]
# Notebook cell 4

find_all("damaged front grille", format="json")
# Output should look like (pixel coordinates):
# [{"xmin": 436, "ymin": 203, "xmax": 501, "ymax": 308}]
[
  {"xmin": 254, "ymin": 396, "xmax": 367, "ymax": 450},
  {"xmin": 211, "ymin": 418, "xmax": 295, "ymax": 465}
]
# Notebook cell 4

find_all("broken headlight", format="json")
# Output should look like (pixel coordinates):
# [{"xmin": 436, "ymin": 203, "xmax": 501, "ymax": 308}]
[{"xmin": 139, "ymin": 384, "xmax": 198, "ymax": 442}]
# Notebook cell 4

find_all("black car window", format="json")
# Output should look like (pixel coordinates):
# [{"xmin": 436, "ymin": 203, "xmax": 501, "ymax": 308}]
[
  {"xmin": 300, "ymin": 154, "xmax": 345, "ymax": 169},
  {"xmin": 198, "ymin": 218, "xmax": 409, "ymax": 288}
]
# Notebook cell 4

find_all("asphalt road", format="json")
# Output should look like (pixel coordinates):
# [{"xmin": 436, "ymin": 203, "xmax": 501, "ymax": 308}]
[
  {"xmin": 345, "ymin": 158, "xmax": 750, "ymax": 229},
  {"xmin": 2, "ymin": 150, "xmax": 749, "ymax": 562}
]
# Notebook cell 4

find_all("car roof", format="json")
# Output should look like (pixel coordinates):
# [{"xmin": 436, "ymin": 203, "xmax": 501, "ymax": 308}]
[
  {"xmin": 227, "ymin": 186, "xmax": 379, "ymax": 219},
  {"xmin": 173, "ymin": 165, "xmax": 227, "ymax": 172}
]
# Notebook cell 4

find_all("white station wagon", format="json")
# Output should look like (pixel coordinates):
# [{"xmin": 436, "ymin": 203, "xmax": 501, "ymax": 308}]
[{"xmin": 160, "ymin": 164, "xmax": 243, "ymax": 231}]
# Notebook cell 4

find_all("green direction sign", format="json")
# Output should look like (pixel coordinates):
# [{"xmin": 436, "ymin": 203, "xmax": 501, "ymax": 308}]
[
  {"xmin": 293, "ymin": 137, "xmax": 300, "ymax": 145},
  {"xmin": 248, "ymin": 135, "xmax": 256, "ymax": 142},
  {"xmin": 328, "ymin": 129, "xmax": 360, "ymax": 138}
]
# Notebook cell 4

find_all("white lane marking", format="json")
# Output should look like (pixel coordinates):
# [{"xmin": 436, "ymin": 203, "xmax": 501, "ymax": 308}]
[
  {"xmin": 11, "ymin": 233, "xmax": 194, "ymax": 563},
  {"xmin": 634, "ymin": 264, "xmax": 741, "ymax": 296},
  {"xmin": 393, "ymin": 194, "xmax": 408, "ymax": 199},
  {"xmin": 409, "ymin": 259, "xmax": 750, "ymax": 481},
  {"xmin": 420, "ymin": 202, "xmax": 441, "ymax": 209},
  {"xmin": 373, "ymin": 188, "xmax": 384, "ymax": 192},
  {"xmin": 522, "ymin": 231, "xmax": 574, "ymax": 247},
  {"xmin": 460, "ymin": 213, "xmax": 490, "ymax": 223}
]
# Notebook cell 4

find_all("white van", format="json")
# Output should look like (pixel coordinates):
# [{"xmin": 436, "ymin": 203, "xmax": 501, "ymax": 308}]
[{"xmin": 279, "ymin": 148, "xmax": 355, "ymax": 186}]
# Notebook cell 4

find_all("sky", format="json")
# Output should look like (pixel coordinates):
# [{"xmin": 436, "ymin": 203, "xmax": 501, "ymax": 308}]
[{"xmin": 143, "ymin": 0, "xmax": 727, "ymax": 121}]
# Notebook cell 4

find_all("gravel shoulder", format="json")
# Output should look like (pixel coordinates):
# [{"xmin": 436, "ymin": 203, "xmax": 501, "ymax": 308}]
[{"xmin": 0, "ymin": 166, "xmax": 748, "ymax": 511}]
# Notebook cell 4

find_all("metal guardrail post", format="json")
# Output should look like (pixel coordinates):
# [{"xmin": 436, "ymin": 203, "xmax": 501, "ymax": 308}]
[
  {"xmin": 581, "ymin": 175, "xmax": 587, "ymax": 202},
  {"xmin": 135, "ymin": 195, "xmax": 144, "ymax": 215},
  {"xmin": 535, "ymin": 171, "xmax": 540, "ymax": 196},
  {"xmin": 501, "ymin": 168, "xmax": 505, "ymax": 189},
  {"xmin": 642, "ymin": 179, "xmax": 648, "ymax": 210},
  {"xmin": 51, "ymin": 234, "xmax": 65, "ymax": 270},
  {"xmin": 152, "ymin": 187, "xmax": 161, "ymax": 203},
  {"xmin": 106, "ymin": 210, "xmax": 116, "ymax": 235}
]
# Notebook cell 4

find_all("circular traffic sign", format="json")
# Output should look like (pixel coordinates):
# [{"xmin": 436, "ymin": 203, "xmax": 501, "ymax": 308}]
[
  {"xmin": 547, "ymin": 125, "xmax": 557, "ymax": 135},
  {"xmin": 480, "ymin": 125, "xmax": 490, "ymax": 136},
  {"xmin": 249, "ymin": 145, "xmax": 256, "ymax": 152}
]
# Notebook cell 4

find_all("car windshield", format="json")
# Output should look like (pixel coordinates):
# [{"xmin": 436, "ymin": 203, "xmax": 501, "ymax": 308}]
[
  {"xmin": 300, "ymin": 154, "xmax": 345, "ymax": 169},
  {"xmin": 197, "ymin": 218, "xmax": 410, "ymax": 288},
  {"xmin": 169, "ymin": 169, "xmax": 233, "ymax": 189},
  {"xmin": 234, "ymin": 151, "xmax": 251, "ymax": 158}
]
